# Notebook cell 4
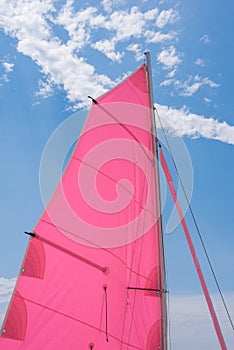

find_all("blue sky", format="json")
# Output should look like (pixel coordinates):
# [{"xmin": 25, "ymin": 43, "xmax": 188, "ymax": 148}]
[{"xmin": 0, "ymin": 0, "xmax": 233, "ymax": 348}]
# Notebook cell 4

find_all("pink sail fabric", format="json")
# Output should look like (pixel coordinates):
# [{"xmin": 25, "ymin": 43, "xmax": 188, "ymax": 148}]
[{"xmin": 1, "ymin": 65, "xmax": 165, "ymax": 349}]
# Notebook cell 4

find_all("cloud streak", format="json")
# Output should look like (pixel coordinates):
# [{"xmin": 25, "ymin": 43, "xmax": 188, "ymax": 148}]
[
  {"xmin": 0, "ymin": 60, "xmax": 14, "ymax": 83},
  {"xmin": 170, "ymin": 293, "xmax": 234, "ymax": 349},
  {"xmin": 0, "ymin": 277, "xmax": 16, "ymax": 324},
  {"xmin": 156, "ymin": 103, "xmax": 234, "ymax": 145}
]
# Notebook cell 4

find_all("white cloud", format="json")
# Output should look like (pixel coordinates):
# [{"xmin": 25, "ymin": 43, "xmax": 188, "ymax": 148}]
[
  {"xmin": 0, "ymin": 277, "xmax": 16, "ymax": 303},
  {"xmin": 105, "ymin": 7, "xmax": 157, "ymax": 41},
  {"xmin": 101, "ymin": 0, "xmax": 123, "ymax": 13},
  {"xmin": 175, "ymin": 75, "xmax": 219, "ymax": 97},
  {"xmin": 167, "ymin": 68, "xmax": 176, "ymax": 78},
  {"xmin": 204, "ymin": 96, "xmax": 212, "ymax": 103},
  {"xmin": 0, "ymin": 60, "xmax": 14, "ymax": 82},
  {"xmin": 200, "ymin": 34, "xmax": 210, "ymax": 44},
  {"xmin": 160, "ymin": 68, "xmax": 177, "ymax": 86},
  {"xmin": 0, "ymin": 277, "xmax": 16, "ymax": 323},
  {"xmin": 156, "ymin": 103, "xmax": 234, "ymax": 145},
  {"xmin": 0, "ymin": 0, "xmax": 113, "ymax": 106},
  {"xmin": 145, "ymin": 29, "xmax": 176, "ymax": 43},
  {"xmin": 2, "ymin": 61, "xmax": 14, "ymax": 73},
  {"xmin": 56, "ymin": 5, "xmax": 160, "ymax": 62},
  {"xmin": 160, "ymin": 78, "xmax": 174, "ymax": 87},
  {"xmin": 101, "ymin": 0, "xmax": 114, "ymax": 13},
  {"xmin": 127, "ymin": 43, "xmax": 143, "ymax": 61},
  {"xmin": 156, "ymin": 9, "xmax": 179, "ymax": 28},
  {"xmin": 195, "ymin": 58, "xmax": 205, "ymax": 67},
  {"xmin": 36, "ymin": 79, "xmax": 55, "ymax": 98},
  {"xmin": 0, "ymin": 1, "xmax": 181, "ymax": 102},
  {"xmin": 157, "ymin": 45, "xmax": 182, "ymax": 69},
  {"xmin": 56, "ymin": 4, "xmax": 106, "ymax": 52},
  {"xmin": 144, "ymin": 8, "xmax": 159, "ymax": 20},
  {"xmin": 0, "ymin": 0, "xmax": 230, "ymax": 150},
  {"xmin": 92, "ymin": 39, "xmax": 124, "ymax": 62},
  {"xmin": 91, "ymin": 7, "xmax": 159, "ymax": 60}
]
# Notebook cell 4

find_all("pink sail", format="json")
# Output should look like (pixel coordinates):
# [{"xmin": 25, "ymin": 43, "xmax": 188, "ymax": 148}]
[{"xmin": 0, "ymin": 64, "xmax": 166, "ymax": 349}]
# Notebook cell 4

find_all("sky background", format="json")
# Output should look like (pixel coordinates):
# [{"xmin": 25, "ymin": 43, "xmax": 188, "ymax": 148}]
[{"xmin": 0, "ymin": 0, "xmax": 233, "ymax": 348}]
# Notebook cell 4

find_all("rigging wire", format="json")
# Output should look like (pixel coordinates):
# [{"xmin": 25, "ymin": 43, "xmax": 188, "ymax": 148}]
[
  {"xmin": 103, "ymin": 285, "xmax": 109, "ymax": 342},
  {"xmin": 154, "ymin": 106, "xmax": 234, "ymax": 332}
]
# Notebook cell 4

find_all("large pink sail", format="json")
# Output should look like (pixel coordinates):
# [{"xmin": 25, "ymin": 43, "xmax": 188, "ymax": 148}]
[{"xmin": 0, "ymin": 63, "xmax": 166, "ymax": 349}]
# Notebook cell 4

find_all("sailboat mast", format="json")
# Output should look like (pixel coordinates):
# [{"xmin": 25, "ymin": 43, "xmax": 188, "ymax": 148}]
[{"xmin": 144, "ymin": 51, "xmax": 168, "ymax": 350}]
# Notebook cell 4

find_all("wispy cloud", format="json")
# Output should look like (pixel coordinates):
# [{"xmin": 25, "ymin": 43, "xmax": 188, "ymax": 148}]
[
  {"xmin": 0, "ymin": 60, "xmax": 14, "ymax": 83},
  {"xmin": 145, "ymin": 29, "xmax": 176, "ymax": 43},
  {"xmin": 204, "ymin": 96, "xmax": 212, "ymax": 103},
  {"xmin": 0, "ymin": 277, "xmax": 16, "ymax": 324},
  {"xmin": 0, "ymin": 277, "xmax": 16, "ymax": 303},
  {"xmin": 0, "ymin": 1, "xmax": 178, "ymax": 105},
  {"xmin": 160, "ymin": 73, "xmax": 219, "ymax": 97},
  {"xmin": 0, "ymin": 0, "xmax": 114, "ymax": 107},
  {"xmin": 170, "ymin": 293, "xmax": 234, "ymax": 349},
  {"xmin": 156, "ymin": 103, "xmax": 234, "ymax": 145},
  {"xmin": 127, "ymin": 43, "xmax": 144, "ymax": 61},
  {"xmin": 101, "ymin": 0, "xmax": 123, "ymax": 13},
  {"xmin": 157, "ymin": 45, "xmax": 182, "ymax": 70},
  {"xmin": 200, "ymin": 34, "xmax": 210, "ymax": 44},
  {"xmin": 156, "ymin": 9, "xmax": 180, "ymax": 28},
  {"xmin": 195, "ymin": 58, "xmax": 205, "ymax": 67},
  {"xmin": 174, "ymin": 75, "xmax": 219, "ymax": 97},
  {"xmin": 92, "ymin": 38, "xmax": 124, "ymax": 62}
]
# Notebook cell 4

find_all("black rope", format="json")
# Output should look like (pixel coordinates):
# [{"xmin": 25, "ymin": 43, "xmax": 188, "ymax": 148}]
[
  {"xmin": 24, "ymin": 231, "xmax": 36, "ymax": 238},
  {"xmin": 155, "ymin": 107, "xmax": 234, "ymax": 332},
  {"xmin": 127, "ymin": 286, "xmax": 167, "ymax": 293},
  {"xmin": 103, "ymin": 285, "xmax": 109, "ymax": 342}
]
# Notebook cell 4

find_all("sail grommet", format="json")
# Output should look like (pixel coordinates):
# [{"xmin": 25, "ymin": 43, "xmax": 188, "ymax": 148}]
[
  {"xmin": 102, "ymin": 267, "xmax": 109, "ymax": 275},
  {"xmin": 21, "ymin": 268, "xmax": 25, "ymax": 273}
]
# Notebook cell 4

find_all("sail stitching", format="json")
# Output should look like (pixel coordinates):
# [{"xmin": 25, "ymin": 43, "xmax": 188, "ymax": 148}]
[
  {"xmin": 22, "ymin": 296, "xmax": 142, "ymax": 349},
  {"xmin": 39, "ymin": 219, "xmax": 152, "ymax": 283},
  {"xmin": 88, "ymin": 98, "xmax": 152, "ymax": 163},
  {"xmin": 72, "ymin": 155, "xmax": 154, "ymax": 218},
  {"xmin": 125, "ymin": 70, "xmax": 147, "ymax": 106},
  {"xmin": 125, "ymin": 102, "xmax": 158, "ymax": 348},
  {"xmin": 127, "ymin": 228, "xmax": 147, "ymax": 349},
  {"xmin": 126, "ymin": 172, "xmax": 149, "ymax": 349}
]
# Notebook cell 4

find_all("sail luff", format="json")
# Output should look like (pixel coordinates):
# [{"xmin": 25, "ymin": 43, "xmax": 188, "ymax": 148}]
[{"xmin": 144, "ymin": 51, "xmax": 168, "ymax": 350}]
